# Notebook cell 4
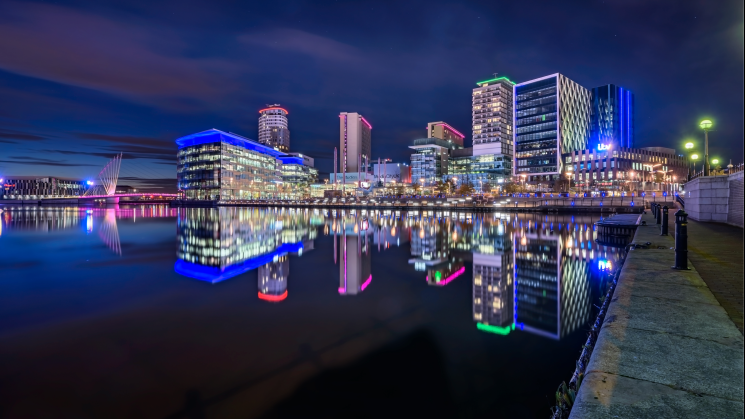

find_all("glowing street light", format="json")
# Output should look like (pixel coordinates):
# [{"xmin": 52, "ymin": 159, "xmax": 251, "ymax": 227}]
[
  {"xmin": 691, "ymin": 154, "xmax": 699, "ymax": 174},
  {"xmin": 699, "ymin": 119, "xmax": 713, "ymax": 176},
  {"xmin": 684, "ymin": 142, "xmax": 694, "ymax": 150}
]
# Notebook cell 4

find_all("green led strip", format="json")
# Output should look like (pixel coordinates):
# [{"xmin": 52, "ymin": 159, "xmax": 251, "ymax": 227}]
[
  {"xmin": 476, "ymin": 76, "xmax": 515, "ymax": 86},
  {"xmin": 476, "ymin": 322, "xmax": 515, "ymax": 335}
]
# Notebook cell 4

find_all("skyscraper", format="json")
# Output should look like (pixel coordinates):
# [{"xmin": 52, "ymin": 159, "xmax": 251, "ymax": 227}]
[
  {"xmin": 472, "ymin": 76, "xmax": 514, "ymax": 157},
  {"xmin": 259, "ymin": 105, "xmax": 290, "ymax": 152},
  {"xmin": 590, "ymin": 84, "xmax": 635, "ymax": 150},
  {"xmin": 339, "ymin": 112, "xmax": 372, "ymax": 174},
  {"xmin": 513, "ymin": 74, "xmax": 590, "ymax": 183}
]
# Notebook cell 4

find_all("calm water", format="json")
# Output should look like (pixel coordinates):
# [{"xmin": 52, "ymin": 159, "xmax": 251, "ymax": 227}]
[{"xmin": 0, "ymin": 205, "xmax": 622, "ymax": 419}]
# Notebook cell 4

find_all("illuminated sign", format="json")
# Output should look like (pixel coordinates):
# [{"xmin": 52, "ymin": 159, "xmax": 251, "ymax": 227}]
[
  {"xmin": 597, "ymin": 144, "xmax": 611, "ymax": 151},
  {"xmin": 598, "ymin": 260, "xmax": 613, "ymax": 271}
]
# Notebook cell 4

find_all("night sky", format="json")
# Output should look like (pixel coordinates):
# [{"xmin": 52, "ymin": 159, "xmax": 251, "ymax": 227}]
[{"xmin": 0, "ymin": 0, "xmax": 742, "ymax": 192}]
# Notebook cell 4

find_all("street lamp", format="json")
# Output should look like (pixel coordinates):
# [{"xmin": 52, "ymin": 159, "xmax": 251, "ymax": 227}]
[
  {"xmin": 684, "ymin": 142, "xmax": 694, "ymax": 180},
  {"xmin": 712, "ymin": 158, "xmax": 720, "ymax": 175},
  {"xmin": 699, "ymin": 119, "xmax": 713, "ymax": 176},
  {"xmin": 691, "ymin": 154, "xmax": 699, "ymax": 174}
]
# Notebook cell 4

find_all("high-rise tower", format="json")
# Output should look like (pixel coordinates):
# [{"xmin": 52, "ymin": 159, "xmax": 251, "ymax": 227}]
[
  {"xmin": 590, "ymin": 84, "xmax": 634, "ymax": 150},
  {"xmin": 472, "ymin": 76, "xmax": 514, "ymax": 157},
  {"xmin": 259, "ymin": 105, "xmax": 290, "ymax": 152},
  {"xmin": 339, "ymin": 112, "xmax": 372, "ymax": 174},
  {"xmin": 513, "ymin": 74, "xmax": 590, "ymax": 182}
]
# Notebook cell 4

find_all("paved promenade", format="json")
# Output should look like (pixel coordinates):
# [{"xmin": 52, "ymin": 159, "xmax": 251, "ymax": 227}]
[
  {"xmin": 570, "ymin": 210, "xmax": 743, "ymax": 418},
  {"xmin": 683, "ymin": 217, "xmax": 744, "ymax": 334}
]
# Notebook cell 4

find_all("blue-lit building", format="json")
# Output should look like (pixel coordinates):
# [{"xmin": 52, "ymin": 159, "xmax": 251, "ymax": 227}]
[
  {"xmin": 513, "ymin": 74, "xmax": 591, "ymax": 183},
  {"xmin": 590, "ymin": 84, "xmax": 634, "ymax": 150},
  {"xmin": 176, "ymin": 129, "xmax": 315, "ymax": 200}
]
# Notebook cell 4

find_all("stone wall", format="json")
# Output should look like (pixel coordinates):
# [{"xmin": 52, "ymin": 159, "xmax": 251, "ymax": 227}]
[
  {"xmin": 727, "ymin": 171, "xmax": 744, "ymax": 228},
  {"xmin": 684, "ymin": 171, "xmax": 744, "ymax": 227}
]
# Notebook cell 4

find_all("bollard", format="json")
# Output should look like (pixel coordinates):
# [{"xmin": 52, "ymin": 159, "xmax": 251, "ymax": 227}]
[
  {"xmin": 655, "ymin": 204, "xmax": 661, "ymax": 224},
  {"xmin": 672, "ymin": 209, "xmax": 690, "ymax": 270},
  {"xmin": 660, "ymin": 206, "xmax": 669, "ymax": 236}
]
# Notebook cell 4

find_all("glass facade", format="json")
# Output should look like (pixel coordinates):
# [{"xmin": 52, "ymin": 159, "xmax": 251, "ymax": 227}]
[
  {"xmin": 176, "ymin": 129, "xmax": 285, "ymax": 200},
  {"xmin": 278, "ymin": 156, "xmax": 318, "ymax": 199},
  {"xmin": 1, "ymin": 177, "xmax": 88, "ymax": 199},
  {"xmin": 409, "ymin": 138, "xmax": 457, "ymax": 186},
  {"xmin": 590, "ymin": 84, "xmax": 634, "ymax": 150},
  {"xmin": 514, "ymin": 74, "xmax": 590, "ymax": 182},
  {"xmin": 446, "ymin": 151, "xmax": 512, "ymax": 189}
]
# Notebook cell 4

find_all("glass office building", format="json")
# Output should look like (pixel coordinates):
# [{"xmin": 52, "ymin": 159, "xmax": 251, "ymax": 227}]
[
  {"xmin": 278, "ymin": 155, "xmax": 318, "ymax": 199},
  {"xmin": 176, "ymin": 129, "xmax": 285, "ymax": 200},
  {"xmin": 514, "ymin": 74, "xmax": 590, "ymax": 183},
  {"xmin": 590, "ymin": 84, "xmax": 634, "ymax": 150},
  {"xmin": 409, "ymin": 138, "xmax": 460, "ymax": 186}
]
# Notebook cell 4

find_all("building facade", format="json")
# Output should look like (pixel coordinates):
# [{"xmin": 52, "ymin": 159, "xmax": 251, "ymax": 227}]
[
  {"xmin": 278, "ymin": 155, "xmax": 318, "ymax": 199},
  {"xmin": 176, "ymin": 129, "xmax": 285, "ymax": 200},
  {"xmin": 590, "ymin": 84, "xmax": 634, "ymax": 150},
  {"xmin": 427, "ymin": 121, "xmax": 465, "ymax": 148},
  {"xmin": 514, "ymin": 74, "xmax": 591, "ymax": 183},
  {"xmin": 258, "ymin": 106, "xmax": 290, "ymax": 152},
  {"xmin": 372, "ymin": 162, "xmax": 411, "ymax": 184},
  {"xmin": 339, "ymin": 112, "xmax": 372, "ymax": 174},
  {"xmin": 409, "ymin": 138, "xmax": 460, "ymax": 186},
  {"xmin": 1, "ymin": 177, "xmax": 88, "ymax": 199},
  {"xmin": 563, "ymin": 146, "xmax": 688, "ymax": 192},
  {"xmin": 472, "ymin": 76, "xmax": 515, "ymax": 159}
]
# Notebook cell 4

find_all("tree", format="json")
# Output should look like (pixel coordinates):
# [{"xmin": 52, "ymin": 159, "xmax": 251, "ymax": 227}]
[
  {"xmin": 553, "ymin": 178, "xmax": 570, "ymax": 193},
  {"xmin": 435, "ymin": 180, "xmax": 450, "ymax": 195},
  {"xmin": 395, "ymin": 184, "xmax": 405, "ymax": 196},
  {"xmin": 481, "ymin": 182, "xmax": 492, "ymax": 194},
  {"xmin": 456, "ymin": 182, "xmax": 475, "ymax": 195},
  {"xmin": 412, "ymin": 183, "xmax": 421, "ymax": 194},
  {"xmin": 502, "ymin": 182, "xmax": 525, "ymax": 194}
]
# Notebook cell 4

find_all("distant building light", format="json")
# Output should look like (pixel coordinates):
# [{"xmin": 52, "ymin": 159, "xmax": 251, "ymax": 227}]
[{"xmin": 86, "ymin": 180, "xmax": 94, "ymax": 185}]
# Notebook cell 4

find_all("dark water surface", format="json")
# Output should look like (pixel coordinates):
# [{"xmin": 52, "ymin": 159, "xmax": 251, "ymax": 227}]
[{"xmin": 0, "ymin": 205, "xmax": 622, "ymax": 419}]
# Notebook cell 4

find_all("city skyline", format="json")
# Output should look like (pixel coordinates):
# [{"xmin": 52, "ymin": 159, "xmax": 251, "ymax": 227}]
[{"xmin": 0, "ymin": 0, "xmax": 742, "ymax": 192}]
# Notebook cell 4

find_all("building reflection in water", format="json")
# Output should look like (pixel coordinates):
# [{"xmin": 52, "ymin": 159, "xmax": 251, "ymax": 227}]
[
  {"xmin": 473, "ymin": 216, "xmax": 514, "ymax": 335},
  {"xmin": 174, "ymin": 208, "xmax": 315, "ymax": 305},
  {"xmin": 168, "ymin": 206, "xmax": 622, "ymax": 331},
  {"xmin": 329, "ymin": 210, "xmax": 372, "ymax": 295}
]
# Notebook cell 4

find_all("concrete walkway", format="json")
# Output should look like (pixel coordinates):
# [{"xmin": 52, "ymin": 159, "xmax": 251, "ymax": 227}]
[
  {"xmin": 684, "ymin": 218, "xmax": 744, "ymax": 334},
  {"xmin": 569, "ymin": 210, "xmax": 744, "ymax": 418}
]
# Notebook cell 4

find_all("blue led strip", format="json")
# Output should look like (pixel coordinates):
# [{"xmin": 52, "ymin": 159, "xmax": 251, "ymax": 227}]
[
  {"xmin": 174, "ymin": 241, "xmax": 304, "ymax": 283},
  {"xmin": 175, "ymin": 129, "xmax": 287, "ymax": 158}
]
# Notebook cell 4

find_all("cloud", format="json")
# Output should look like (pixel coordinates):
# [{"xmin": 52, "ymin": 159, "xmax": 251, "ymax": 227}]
[
  {"xmin": 239, "ymin": 28, "xmax": 361, "ymax": 63},
  {"xmin": 0, "ymin": 2, "xmax": 242, "ymax": 110},
  {"xmin": 0, "ymin": 128, "xmax": 48, "ymax": 143},
  {"xmin": 0, "ymin": 158, "xmax": 97, "ymax": 167}
]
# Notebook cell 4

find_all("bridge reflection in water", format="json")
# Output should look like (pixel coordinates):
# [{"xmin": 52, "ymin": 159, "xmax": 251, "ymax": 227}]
[
  {"xmin": 0, "ymin": 205, "xmax": 178, "ymax": 256},
  {"xmin": 173, "ymin": 207, "xmax": 624, "ymax": 340}
]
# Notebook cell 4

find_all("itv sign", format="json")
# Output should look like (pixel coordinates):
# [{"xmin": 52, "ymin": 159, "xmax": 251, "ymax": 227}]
[{"xmin": 597, "ymin": 143, "xmax": 612, "ymax": 151}]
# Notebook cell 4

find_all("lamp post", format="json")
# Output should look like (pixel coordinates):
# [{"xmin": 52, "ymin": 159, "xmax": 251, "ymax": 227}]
[
  {"xmin": 711, "ymin": 158, "xmax": 720, "ymax": 175},
  {"xmin": 520, "ymin": 174, "xmax": 526, "ymax": 193},
  {"xmin": 700, "ymin": 120, "xmax": 712, "ymax": 176},
  {"xmin": 629, "ymin": 171, "xmax": 635, "ymax": 193},
  {"xmin": 685, "ymin": 142, "xmax": 694, "ymax": 180},
  {"xmin": 691, "ymin": 154, "xmax": 699, "ymax": 176}
]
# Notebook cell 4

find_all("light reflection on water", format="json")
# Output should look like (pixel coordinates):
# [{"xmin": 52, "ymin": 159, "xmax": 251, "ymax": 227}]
[
  {"xmin": 174, "ymin": 207, "xmax": 621, "ymax": 343},
  {"xmin": 0, "ymin": 205, "xmax": 623, "ymax": 418}
]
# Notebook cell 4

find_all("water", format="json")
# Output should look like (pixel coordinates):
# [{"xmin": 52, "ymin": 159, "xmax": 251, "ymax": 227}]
[{"xmin": 0, "ymin": 205, "xmax": 623, "ymax": 419}]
